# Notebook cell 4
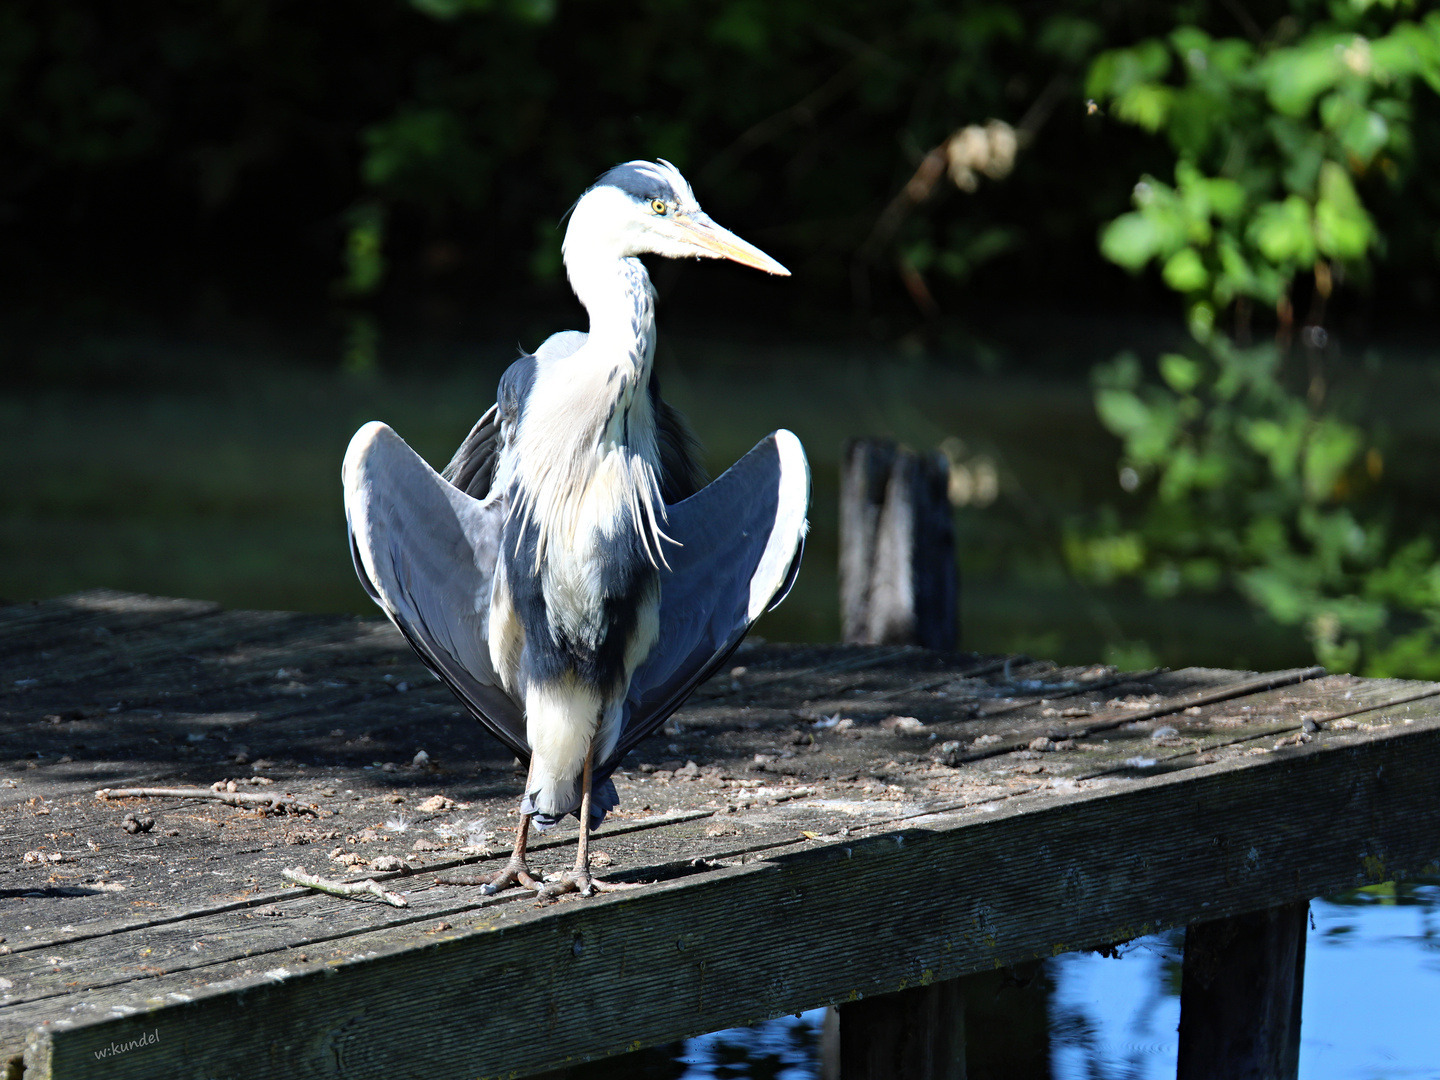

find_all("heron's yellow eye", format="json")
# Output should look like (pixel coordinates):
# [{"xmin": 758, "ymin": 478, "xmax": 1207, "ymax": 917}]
[{"xmin": 651, "ymin": 199, "xmax": 668, "ymax": 215}]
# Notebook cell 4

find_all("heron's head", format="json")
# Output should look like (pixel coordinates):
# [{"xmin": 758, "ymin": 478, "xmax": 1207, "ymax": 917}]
[{"xmin": 563, "ymin": 159, "xmax": 789, "ymax": 276}]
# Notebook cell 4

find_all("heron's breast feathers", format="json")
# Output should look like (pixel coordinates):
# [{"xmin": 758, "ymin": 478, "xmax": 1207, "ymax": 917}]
[{"xmin": 507, "ymin": 350, "xmax": 671, "ymax": 571}]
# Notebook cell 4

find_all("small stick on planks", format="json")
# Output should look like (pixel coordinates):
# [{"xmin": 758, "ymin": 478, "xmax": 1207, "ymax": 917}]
[
  {"xmin": 95, "ymin": 786, "xmax": 318, "ymax": 816},
  {"xmin": 282, "ymin": 867, "xmax": 408, "ymax": 908}
]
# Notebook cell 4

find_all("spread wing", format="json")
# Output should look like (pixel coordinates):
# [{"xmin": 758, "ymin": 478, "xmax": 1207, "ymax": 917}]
[
  {"xmin": 603, "ymin": 428, "xmax": 809, "ymax": 770},
  {"xmin": 442, "ymin": 404, "xmax": 501, "ymax": 499},
  {"xmin": 343, "ymin": 421, "xmax": 528, "ymax": 758},
  {"xmin": 650, "ymin": 370, "xmax": 708, "ymax": 504}
]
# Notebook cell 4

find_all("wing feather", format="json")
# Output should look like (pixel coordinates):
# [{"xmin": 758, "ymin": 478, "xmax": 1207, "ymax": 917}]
[
  {"xmin": 343, "ymin": 421, "xmax": 528, "ymax": 758},
  {"xmin": 650, "ymin": 371, "xmax": 708, "ymax": 504},
  {"xmin": 604, "ymin": 428, "xmax": 809, "ymax": 770},
  {"xmin": 441, "ymin": 404, "xmax": 501, "ymax": 499}
]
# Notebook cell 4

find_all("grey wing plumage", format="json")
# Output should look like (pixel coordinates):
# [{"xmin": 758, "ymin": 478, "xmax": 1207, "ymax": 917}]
[
  {"xmin": 602, "ymin": 428, "xmax": 809, "ymax": 772},
  {"xmin": 343, "ymin": 421, "xmax": 528, "ymax": 759},
  {"xmin": 442, "ymin": 404, "xmax": 501, "ymax": 499},
  {"xmin": 444, "ymin": 346, "xmax": 546, "ymax": 500},
  {"xmin": 650, "ymin": 370, "xmax": 708, "ymax": 504}
]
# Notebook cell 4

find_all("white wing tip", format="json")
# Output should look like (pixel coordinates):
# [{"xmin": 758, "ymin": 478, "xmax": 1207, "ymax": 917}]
[
  {"xmin": 746, "ymin": 429, "xmax": 811, "ymax": 622},
  {"xmin": 343, "ymin": 421, "xmax": 397, "ymax": 490},
  {"xmin": 773, "ymin": 428, "xmax": 807, "ymax": 469}
]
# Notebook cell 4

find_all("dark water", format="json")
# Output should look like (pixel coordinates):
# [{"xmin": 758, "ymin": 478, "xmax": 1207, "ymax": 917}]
[
  {"xmin": 559, "ymin": 881, "xmax": 1438, "ymax": 1079},
  {"xmin": 8, "ymin": 330, "xmax": 1398, "ymax": 670}
]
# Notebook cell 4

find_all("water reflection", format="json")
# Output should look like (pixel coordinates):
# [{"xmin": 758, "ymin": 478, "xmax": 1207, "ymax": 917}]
[
  {"xmin": 558, "ymin": 881, "xmax": 1439, "ymax": 1080},
  {"xmin": 1049, "ymin": 931, "xmax": 1183, "ymax": 1079},
  {"xmin": 681, "ymin": 1013, "xmax": 823, "ymax": 1079},
  {"xmin": 1298, "ymin": 882, "xmax": 1440, "ymax": 1079}
]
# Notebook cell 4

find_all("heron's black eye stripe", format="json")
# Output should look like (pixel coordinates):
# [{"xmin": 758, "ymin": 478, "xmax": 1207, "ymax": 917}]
[{"xmin": 651, "ymin": 199, "xmax": 667, "ymax": 215}]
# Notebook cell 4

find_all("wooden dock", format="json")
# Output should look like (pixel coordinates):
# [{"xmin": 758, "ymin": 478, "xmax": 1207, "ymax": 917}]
[{"xmin": 3, "ymin": 590, "xmax": 1439, "ymax": 1079}]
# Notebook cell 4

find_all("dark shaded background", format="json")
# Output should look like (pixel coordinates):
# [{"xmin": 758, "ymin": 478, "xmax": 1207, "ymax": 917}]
[
  {"xmin": 4, "ymin": 0, "xmax": 1438, "ymax": 368},
  {"xmin": 2, "ymin": 0, "xmax": 1439, "ymax": 672}
]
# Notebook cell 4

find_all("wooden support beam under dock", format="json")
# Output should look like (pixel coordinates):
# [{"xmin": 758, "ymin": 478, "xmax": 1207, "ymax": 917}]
[{"xmin": 2, "ymin": 591, "xmax": 1439, "ymax": 1079}]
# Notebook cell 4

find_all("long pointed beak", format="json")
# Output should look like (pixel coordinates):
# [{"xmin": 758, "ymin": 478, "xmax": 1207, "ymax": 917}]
[{"xmin": 674, "ymin": 213, "xmax": 791, "ymax": 276}]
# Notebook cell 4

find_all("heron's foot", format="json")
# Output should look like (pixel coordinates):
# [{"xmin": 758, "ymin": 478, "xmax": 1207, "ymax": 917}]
[
  {"xmin": 443, "ymin": 858, "xmax": 541, "ymax": 898},
  {"xmin": 538, "ymin": 868, "xmax": 643, "ymax": 900}
]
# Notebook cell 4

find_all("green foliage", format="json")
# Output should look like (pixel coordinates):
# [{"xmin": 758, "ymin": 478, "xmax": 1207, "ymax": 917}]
[
  {"xmin": 1077, "ymin": 2, "xmax": 1440, "ymax": 676},
  {"xmin": 1073, "ymin": 338, "xmax": 1440, "ymax": 675},
  {"xmin": 4, "ymin": 1, "xmax": 1440, "ymax": 328},
  {"xmin": 338, "ymin": 202, "xmax": 387, "ymax": 298},
  {"xmin": 408, "ymin": 0, "xmax": 555, "ymax": 22},
  {"xmin": 1090, "ymin": 10, "xmax": 1440, "ymax": 325}
]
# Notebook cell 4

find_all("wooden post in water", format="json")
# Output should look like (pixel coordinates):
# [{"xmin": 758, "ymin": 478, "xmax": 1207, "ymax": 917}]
[
  {"xmin": 839, "ymin": 438, "xmax": 957, "ymax": 650},
  {"xmin": 1176, "ymin": 901, "xmax": 1309, "ymax": 1080},
  {"xmin": 826, "ymin": 980, "xmax": 966, "ymax": 1080},
  {"xmin": 822, "ymin": 962, "xmax": 1050, "ymax": 1080}
]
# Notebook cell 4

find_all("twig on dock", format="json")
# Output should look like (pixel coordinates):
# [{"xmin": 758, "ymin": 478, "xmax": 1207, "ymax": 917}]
[
  {"xmin": 94, "ymin": 786, "xmax": 318, "ymax": 816},
  {"xmin": 282, "ymin": 867, "xmax": 408, "ymax": 907}
]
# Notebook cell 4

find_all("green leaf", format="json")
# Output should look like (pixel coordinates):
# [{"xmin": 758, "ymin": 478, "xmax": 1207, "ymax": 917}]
[
  {"xmin": 1363, "ymin": 629, "xmax": 1440, "ymax": 681},
  {"xmin": 1207, "ymin": 37, "xmax": 1258, "ymax": 77},
  {"xmin": 1180, "ymin": 557, "xmax": 1223, "ymax": 590},
  {"xmin": 1264, "ymin": 38, "xmax": 1345, "ymax": 117},
  {"xmin": 1169, "ymin": 27, "xmax": 1212, "ymax": 60},
  {"xmin": 361, "ymin": 107, "xmax": 486, "ymax": 203},
  {"xmin": 1188, "ymin": 301, "xmax": 1216, "ymax": 342},
  {"xmin": 1304, "ymin": 418, "xmax": 1364, "ymax": 500},
  {"xmin": 1087, "ymin": 39, "xmax": 1172, "ymax": 99},
  {"xmin": 1159, "ymin": 353, "xmax": 1202, "ymax": 393},
  {"xmin": 1203, "ymin": 177, "xmax": 1246, "ymax": 220},
  {"xmin": 1314, "ymin": 161, "xmax": 1375, "ymax": 258},
  {"xmin": 1095, "ymin": 388, "xmax": 1152, "ymax": 439},
  {"xmin": 1241, "ymin": 415, "xmax": 1305, "ymax": 480},
  {"xmin": 408, "ymin": 0, "xmax": 494, "ymax": 19},
  {"xmin": 1249, "ymin": 196, "xmax": 1316, "ymax": 266},
  {"xmin": 338, "ymin": 202, "xmax": 386, "ymax": 296},
  {"xmin": 1100, "ymin": 212, "xmax": 1163, "ymax": 270},
  {"xmin": 1093, "ymin": 352, "xmax": 1143, "ymax": 391},
  {"xmin": 1064, "ymin": 531, "xmax": 1147, "ymax": 585},
  {"xmin": 1162, "ymin": 248, "xmax": 1209, "ymax": 292},
  {"xmin": 1115, "ymin": 83, "xmax": 1173, "ymax": 131},
  {"xmin": 1240, "ymin": 566, "xmax": 1312, "ymax": 624}
]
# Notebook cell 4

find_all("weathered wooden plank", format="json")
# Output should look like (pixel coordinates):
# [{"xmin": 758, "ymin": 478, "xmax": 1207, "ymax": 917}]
[
  {"xmin": 0, "ymin": 611, "xmax": 400, "ymax": 702},
  {"xmin": 12, "ymin": 663, "xmax": 1419, "ymax": 963},
  {"xmin": 0, "ymin": 810, "xmax": 740, "ymax": 1009},
  {"xmin": 6, "ymin": 594, "xmax": 1440, "ymax": 1080},
  {"xmin": 11, "ymin": 693, "xmax": 1440, "ymax": 1079},
  {"xmin": 834, "ymin": 978, "xmax": 965, "ymax": 1079},
  {"xmin": 839, "ymin": 439, "xmax": 957, "ymax": 650},
  {"xmin": 1058, "ymin": 673, "xmax": 1440, "ymax": 782},
  {"xmin": 0, "ymin": 593, "xmax": 220, "ymax": 658},
  {"xmin": 1, "ymin": 659, "xmax": 1415, "ymax": 914},
  {"xmin": 1176, "ymin": 902, "xmax": 1307, "ymax": 1080}
]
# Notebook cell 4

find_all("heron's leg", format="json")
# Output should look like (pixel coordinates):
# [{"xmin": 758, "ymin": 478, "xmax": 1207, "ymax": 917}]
[
  {"xmin": 438, "ymin": 759, "xmax": 540, "ymax": 894},
  {"xmin": 476, "ymin": 811, "xmax": 542, "ymax": 895},
  {"xmin": 541, "ymin": 748, "xmax": 640, "ymax": 900},
  {"xmin": 571, "ymin": 748, "xmax": 598, "ymax": 896}
]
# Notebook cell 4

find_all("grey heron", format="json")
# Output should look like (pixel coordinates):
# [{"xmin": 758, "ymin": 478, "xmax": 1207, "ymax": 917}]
[{"xmin": 342, "ymin": 160, "xmax": 809, "ymax": 897}]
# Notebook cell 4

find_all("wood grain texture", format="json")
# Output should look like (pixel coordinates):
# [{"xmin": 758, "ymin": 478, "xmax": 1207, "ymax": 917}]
[
  {"xmin": 1177, "ymin": 902, "xmax": 1307, "ymax": 1080},
  {"xmin": 838, "ymin": 440, "xmax": 957, "ymax": 650},
  {"xmin": 836, "ymin": 979, "xmax": 965, "ymax": 1080},
  {"xmin": 16, "ymin": 693, "xmax": 1440, "ymax": 1079}
]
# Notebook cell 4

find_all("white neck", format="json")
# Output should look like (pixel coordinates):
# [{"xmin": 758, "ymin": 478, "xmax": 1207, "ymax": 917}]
[
  {"xmin": 509, "ymin": 245, "xmax": 668, "ymax": 570},
  {"xmin": 565, "ymin": 248, "xmax": 656, "ymax": 377}
]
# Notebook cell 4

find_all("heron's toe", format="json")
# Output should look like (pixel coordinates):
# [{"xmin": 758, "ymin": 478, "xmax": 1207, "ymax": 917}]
[
  {"xmin": 538, "ymin": 868, "xmax": 641, "ymax": 900},
  {"xmin": 440, "ymin": 856, "xmax": 540, "ymax": 894}
]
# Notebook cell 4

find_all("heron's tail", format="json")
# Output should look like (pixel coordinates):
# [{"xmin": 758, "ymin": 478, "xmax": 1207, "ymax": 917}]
[
  {"xmin": 521, "ymin": 677, "xmax": 624, "ymax": 830},
  {"xmin": 523, "ymin": 777, "xmax": 619, "ymax": 832}
]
